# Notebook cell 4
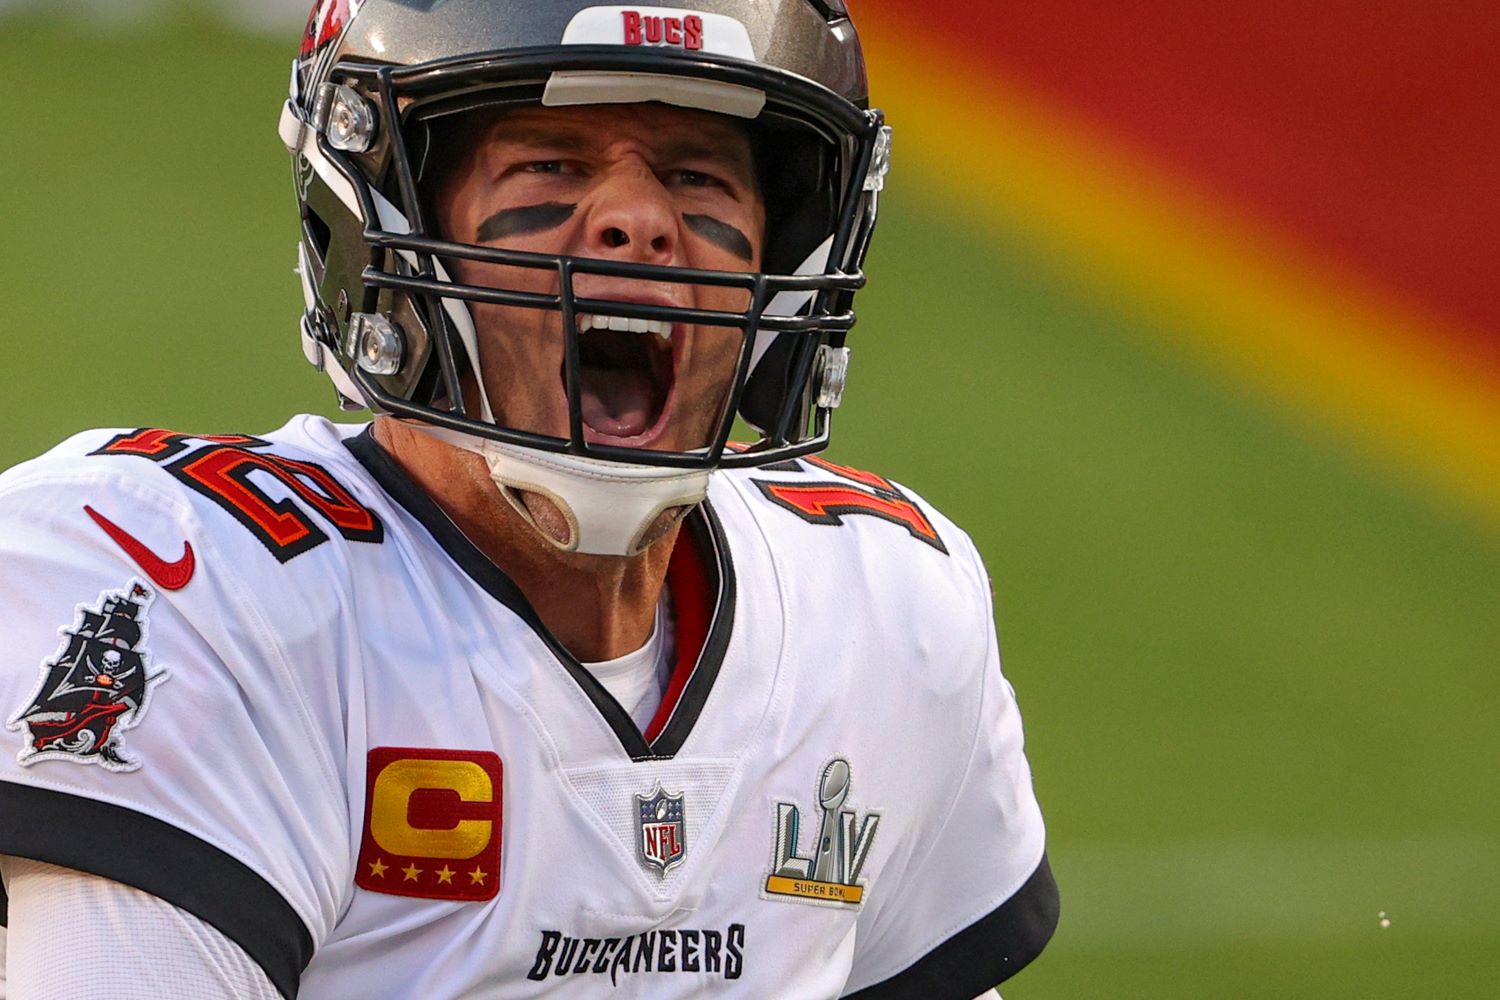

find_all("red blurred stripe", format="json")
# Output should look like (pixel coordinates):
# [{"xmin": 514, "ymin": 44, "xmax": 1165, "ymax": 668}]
[{"xmin": 857, "ymin": 1, "xmax": 1500, "ymax": 364}]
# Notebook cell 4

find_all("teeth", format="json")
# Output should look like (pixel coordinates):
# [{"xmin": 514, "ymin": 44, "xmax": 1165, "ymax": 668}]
[{"xmin": 577, "ymin": 313, "xmax": 672, "ymax": 340}]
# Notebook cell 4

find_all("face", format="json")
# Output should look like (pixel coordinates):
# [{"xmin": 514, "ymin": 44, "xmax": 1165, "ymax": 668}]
[{"xmin": 434, "ymin": 102, "xmax": 767, "ymax": 455}]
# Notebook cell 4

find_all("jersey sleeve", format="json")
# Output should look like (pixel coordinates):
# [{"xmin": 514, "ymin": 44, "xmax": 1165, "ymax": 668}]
[
  {"xmin": 843, "ymin": 533, "xmax": 1059, "ymax": 999},
  {"xmin": 1, "ymin": 857, "xmax": 281, "ymax": 1000},
  {"xmin": 0, "ymin": 471, "xmax": 349, "ymax": 999}
]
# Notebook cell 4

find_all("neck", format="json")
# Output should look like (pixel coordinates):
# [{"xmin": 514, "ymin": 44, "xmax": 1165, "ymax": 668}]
[{"xmin": 373, "ymin": 417, "xmax": 678, "ymax": 662}]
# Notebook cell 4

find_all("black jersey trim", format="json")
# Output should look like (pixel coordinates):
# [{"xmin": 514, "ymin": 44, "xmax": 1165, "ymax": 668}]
[
  {"xmin": 843, "ymin": 853, "xmax": 1059, "ymax": 999},
  {"xmin": 647, "ymin": 503, "xmax": 736, "ymax": 757},
  {"xmin": 344, "ymin": 428, "xmax": 736, "ymax": 761},
  {"xmin": 0, "ymin": 780, "xmax": 313, "ymax": 999}
]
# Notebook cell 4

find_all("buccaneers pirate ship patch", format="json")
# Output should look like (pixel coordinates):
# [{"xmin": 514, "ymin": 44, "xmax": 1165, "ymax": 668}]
[{"xmin": 6, "ymin": 580, "xmax": 170, "ymax": 773}]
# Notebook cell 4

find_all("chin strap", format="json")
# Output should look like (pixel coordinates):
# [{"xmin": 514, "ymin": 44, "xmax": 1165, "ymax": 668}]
[{"xmin": 413, "ymin": 426, "xmax": 710, "ymax": 557}]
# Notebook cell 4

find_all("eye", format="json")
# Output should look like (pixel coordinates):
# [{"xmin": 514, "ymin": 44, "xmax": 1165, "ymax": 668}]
[
  {"xmin": 667, "ymin": 169, "xmax": 723, "ymax": 189},
  {"xmin": 521, "ymin": 160, "xmax": 567, "ymax": 175}
]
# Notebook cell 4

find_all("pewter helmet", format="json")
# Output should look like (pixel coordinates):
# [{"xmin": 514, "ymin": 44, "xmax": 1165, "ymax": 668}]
[{"xmin": 280, "ymin": 0, "xmax": 889, "ymax": 472}]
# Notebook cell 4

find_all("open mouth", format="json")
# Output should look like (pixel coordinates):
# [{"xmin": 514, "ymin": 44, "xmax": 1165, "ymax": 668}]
[{"xmin": 569, "ymin": 311, "xmax": 678, "ymax": 445}]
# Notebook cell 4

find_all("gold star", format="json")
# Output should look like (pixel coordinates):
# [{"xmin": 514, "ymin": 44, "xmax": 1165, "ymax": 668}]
[
  {"xmin": 367, "ymin": 858, "xmax": 388, "ymax": 879},
  {"xmin": 468, "ymin": 866, "xmax": 488, "ymax": 885},
  {"xmin": 435, "ymin": 865, "xmax": 455, "ymax": 885},
  {"xmin": 402, "ymin": 864, "xmax": 423, "ymax": 882}
]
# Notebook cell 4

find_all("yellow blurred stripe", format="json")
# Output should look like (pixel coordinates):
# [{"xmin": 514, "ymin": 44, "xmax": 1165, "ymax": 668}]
[{"xmin": 861, "ymin": 21, "xmax": 1500, "ymax": 527}]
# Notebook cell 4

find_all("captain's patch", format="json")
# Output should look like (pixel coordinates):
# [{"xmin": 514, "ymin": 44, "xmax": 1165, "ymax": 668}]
[
  {"xmin": 7, "ymin": 581, "xmax": 170, "ymax": 773},
  {"xmin": 357, "ymin": 747, "xmax": 505, "ymax": 902}
]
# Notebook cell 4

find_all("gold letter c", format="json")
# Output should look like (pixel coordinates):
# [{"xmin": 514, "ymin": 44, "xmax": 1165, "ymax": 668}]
[{"xmin": 370, "ymin": 758, "xmax": 494, "ymax": 859}]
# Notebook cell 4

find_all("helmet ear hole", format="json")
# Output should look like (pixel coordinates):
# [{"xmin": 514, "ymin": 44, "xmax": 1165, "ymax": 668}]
[{"xmin": 303, "ymin": 206, "xmax": 334, "ymax": 265}]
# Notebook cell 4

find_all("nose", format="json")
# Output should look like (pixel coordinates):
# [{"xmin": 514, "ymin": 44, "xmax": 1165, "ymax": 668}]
[{"xmin": 582, "ymin": 160, "xmax": 678, "ymax": 264}]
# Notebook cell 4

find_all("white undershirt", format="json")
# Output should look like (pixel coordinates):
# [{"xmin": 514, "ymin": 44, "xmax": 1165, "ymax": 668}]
[{"xmin": 580, "ymin": 594, "xmax": 675, "ymax": 731}]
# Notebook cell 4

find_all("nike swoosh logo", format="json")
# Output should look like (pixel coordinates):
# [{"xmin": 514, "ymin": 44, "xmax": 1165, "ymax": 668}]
[{"xmin": 84, "ymin": 505, "xmax": 197, "ymax": 591}]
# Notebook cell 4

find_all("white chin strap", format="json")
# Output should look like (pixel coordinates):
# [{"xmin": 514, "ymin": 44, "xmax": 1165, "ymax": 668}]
[{"xmin": 416, "ymin": 426, "xmax": 709, "ymax": 557}]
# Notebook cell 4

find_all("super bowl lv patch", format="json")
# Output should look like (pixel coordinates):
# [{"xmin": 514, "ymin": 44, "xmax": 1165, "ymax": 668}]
[
  {"xmin": 765, "ymin": 757, "xmax": 880, "ymax": 906},
  {"xmin": 6, "ymin": 580, "xmax": 170, "ymax": 773}
]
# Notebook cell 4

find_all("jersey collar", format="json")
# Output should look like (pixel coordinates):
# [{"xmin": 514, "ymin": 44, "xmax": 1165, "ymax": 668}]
[{"xmin": 345, "ymin": 427, "xmax": 736, "ymax": 760}]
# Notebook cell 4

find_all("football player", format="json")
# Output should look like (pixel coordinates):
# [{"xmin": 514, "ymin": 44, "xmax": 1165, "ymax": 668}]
[{"xmin": 0, "ymin": 1, "xmax": 1057, "ymax": 997}]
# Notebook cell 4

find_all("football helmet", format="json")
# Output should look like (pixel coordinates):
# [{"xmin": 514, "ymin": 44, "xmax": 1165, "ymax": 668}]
[{"xmin": 280, "ymin": 0, "xmax": 890, "ymax": 554}]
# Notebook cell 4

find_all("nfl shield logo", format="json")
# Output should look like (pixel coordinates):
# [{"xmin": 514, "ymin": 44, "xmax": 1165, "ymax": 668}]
[{"xmin": 635, "ymin": 783, "xmax": 687, "ymax": 876}]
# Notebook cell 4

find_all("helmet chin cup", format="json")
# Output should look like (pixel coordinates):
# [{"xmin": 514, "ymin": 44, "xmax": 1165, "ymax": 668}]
[{"xmin": 417, "ymin": 426, "xmax": 709, "ymax": 557}]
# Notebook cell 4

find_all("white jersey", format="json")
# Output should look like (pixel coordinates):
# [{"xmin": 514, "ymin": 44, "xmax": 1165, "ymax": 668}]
[{"xmin": 0, "ymin": 416, "xmax": 1055, "ymax": 999}]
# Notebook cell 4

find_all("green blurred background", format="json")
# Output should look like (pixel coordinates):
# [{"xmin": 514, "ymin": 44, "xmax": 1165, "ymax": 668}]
[{"xmin": 2, "ymin": 4, "xmax": 1497, "ymax": 998}]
